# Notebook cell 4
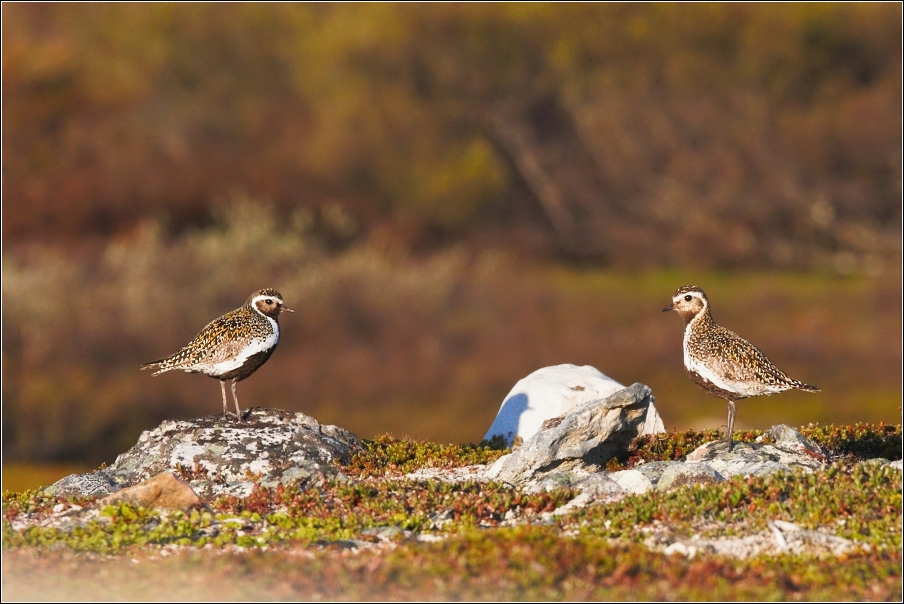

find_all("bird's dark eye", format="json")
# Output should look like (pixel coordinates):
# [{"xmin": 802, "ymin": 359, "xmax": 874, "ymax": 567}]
[
  {"xmin": 684, "ymin": 294, "xmax": 692, "ymax": 301},
  {"xmin": 265, "ymin": 298, "xmax": 273, "ymax": 305}
]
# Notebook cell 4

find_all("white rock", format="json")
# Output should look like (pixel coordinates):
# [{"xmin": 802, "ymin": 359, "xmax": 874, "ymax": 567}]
[
  {"xmin": 484, "ymin": 364, "xmax": 664, "ymax": 446},
  {"xmin": 609, "ymin": 469, "xmax": 655, "ymax": 495},
  {"xmin": 486, "ymin": 383, "xmax": 656, "ymax": 485}
]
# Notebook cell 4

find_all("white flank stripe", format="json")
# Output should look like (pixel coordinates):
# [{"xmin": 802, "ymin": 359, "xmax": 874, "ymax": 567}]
[
  {"xmin": 683, "ymin": 316, "xmax": 786, "ymax": 397},
  {"xmin": 206, "ymin": 319, "xmax": 279, "ymax": 376}
]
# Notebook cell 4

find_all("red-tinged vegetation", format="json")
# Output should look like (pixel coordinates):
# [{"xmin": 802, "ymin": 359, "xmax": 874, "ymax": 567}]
[
  {"xmin": 2, "ymin": 426, "xmax": 900, "ymax": 600},
  {"xmin": 345, "ymin": 433, "xmax": 508, "ymax": 479},
  {"xmin": 2, "ymin": 537, "xmax": 901, "ymax": 600},
  {"xmin": 210, "ymin": 480, "xmax": 573, "ymax": 531},
  {"xmin": 608, "ymin": 423, "xmax": 902, "ymax": 471}
]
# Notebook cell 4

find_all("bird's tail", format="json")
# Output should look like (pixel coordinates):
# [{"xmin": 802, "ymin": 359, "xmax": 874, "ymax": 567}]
[
  {"xmin": 792, "ymin": 379, "xmax": 820, "ymax": 392},
  {"xmin": 140, "ymin": 359, "xmax": 173, "ymax": 376}
]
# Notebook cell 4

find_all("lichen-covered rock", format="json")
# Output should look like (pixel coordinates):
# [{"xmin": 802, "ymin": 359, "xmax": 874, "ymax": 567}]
[
  {"xmin": 685, "ymin": 426, "xmax": 826, "ymax": 477},
  {"xmin": 656, "ymin": 462, "xmax": 724, "ymax": 491},
  {"xmin": 45, "ymin": 408, "xmax": 363, "ymax": 498},
  {"xmin": 484, "ymin": 383, "xmax": 655, "ymax": 485},
  {"xmin": 484, "ymin": 365, "xmax": 664, "ymax": 447},
  {"xmin": 756, "ymin": 424, "xmax": 831, "ymax": 459},
  {"xmin": 43, "ymin": 470, "xmax": 119, "ymax": 498}
]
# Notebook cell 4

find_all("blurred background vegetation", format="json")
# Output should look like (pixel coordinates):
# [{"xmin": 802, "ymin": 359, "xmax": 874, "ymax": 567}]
[{"xmin": 2, "ymin": 4, "xmax": 901, "ymax": 471}]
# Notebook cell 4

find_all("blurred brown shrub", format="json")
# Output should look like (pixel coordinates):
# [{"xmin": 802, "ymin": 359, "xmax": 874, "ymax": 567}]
[
  {"xmin": 2, "ymin": 199, "xmax": 900, "ymax": 463},
  {"xmin": 3, "ymin": 4, "xmax": 901, "ymax": 270}
]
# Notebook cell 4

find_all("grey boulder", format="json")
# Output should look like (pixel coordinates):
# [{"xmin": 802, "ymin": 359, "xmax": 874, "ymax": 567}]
[
  {"xmin": 485, "ymin": 383, "xmax": 655, "ymax": 485},
  {"xmin": 44, "ymin": 408, "xmax": 363, "ymax": 498}
]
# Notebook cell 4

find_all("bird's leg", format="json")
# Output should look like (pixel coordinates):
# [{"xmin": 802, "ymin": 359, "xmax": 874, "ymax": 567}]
[
  {"xmin": 220, "ymin": 380, "xmax": 229, "ymax": 420},
  {"xmin": 231, "ymin": 378, "xmax": 244, "ymax": 423},
  {"xmin": 726, "ymin": 399, "xmax": 736, "ymax": 452}
]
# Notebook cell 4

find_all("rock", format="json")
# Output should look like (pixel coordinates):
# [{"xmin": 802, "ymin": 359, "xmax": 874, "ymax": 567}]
[
  {"xmin": 648, "ymin": 519, "xmax": 865, "ymax": 559},
  {"xmin": 889, "ymin": 459, "xmax": 903, "ymax": 471},
  {"xmin": 484, "ymin": 365, "xmax": 665, "ymax": 447},
  {"xmin": 95, "ymin": 471, "xmax": 202, "ymax": 511},
  {"xmin": 609, "ymin": 461, "xmax": 685, "ymax": 495},
  {"xmin": 526, "ymin": 472, "xmax": 628, "ymax": 515},
  {"xmin": 755, "ymin": 424, "xmax": 831, "ymax": 459},
  {"xmin": 529, "ymin": 469, "xmax": 624, "ymax": 496},
  {"xmin": 484, "ymin": 383, "xmax": 655, "ymax": 485},
  {"xmin": 657, "ymin": 462, "xmax": 724, "ymax": 491},
  {"xmin": 765, "ymin": 519, "xmax": 864, "ymax": 556},
  {"xmin": 631, "ymin": 461, "xmax": 678, "ymax": 488},
  {"xmin": 361, "ymin": 526, "xmax": 413, "ymax": 542},
  {"xmin": 686, "ymin": 425, "xmax": 826, "ymax": 477},
  {"xmin": 608, "ymin": 469, "xmax": 655, "ymax": 495},
  {"xmin": 45, "ymin": 408, "xmax": 363, "ymax": 498},
  {"xmin": 43, "ymin": 471, "xmax": 119, "ymax": 498}
]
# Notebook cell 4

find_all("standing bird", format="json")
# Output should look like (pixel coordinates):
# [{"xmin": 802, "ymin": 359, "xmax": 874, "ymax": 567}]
[
  {"xmin": 141, "ymin": 288, "xmax": 294, "ymax": 423},
  {"xmin": 663, "ymin": 285, "xmax": 818, "ymax": 450}
]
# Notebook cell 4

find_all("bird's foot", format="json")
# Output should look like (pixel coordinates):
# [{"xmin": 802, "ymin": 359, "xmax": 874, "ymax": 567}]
[{"xmin": 223, "ymin": 410, "xmax": 246, "ymax": 424}]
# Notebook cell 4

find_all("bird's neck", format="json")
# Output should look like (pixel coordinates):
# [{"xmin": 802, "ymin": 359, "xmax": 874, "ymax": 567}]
[{"xmin": 687, "ymin": 307, "xmax": 715, "ymax": 329}]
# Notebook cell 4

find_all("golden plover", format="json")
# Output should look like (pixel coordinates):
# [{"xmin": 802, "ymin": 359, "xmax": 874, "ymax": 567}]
[
  {"xmin": 663, "ymin": 285, "xmax": 818, "ymax": 450},
  {"xmin": 141, "ymin": 288, "xmax": 294, "ymax": 423}
]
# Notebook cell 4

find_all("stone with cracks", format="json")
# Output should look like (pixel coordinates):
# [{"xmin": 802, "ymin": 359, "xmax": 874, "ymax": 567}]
[
  {"xmin": 685, "ymin": 425, "xmax": 827, "ymax": 478},
  {"xmin": 44, "ymin": 408, "xmax": 363, "ymax": 498},
  {"xmin": 484, "ymin": 365, "xmax": 665, "ymax": 447},
  {"xmin": 485, "ymin": 382, "xmax": 654, "ymax": 485}
]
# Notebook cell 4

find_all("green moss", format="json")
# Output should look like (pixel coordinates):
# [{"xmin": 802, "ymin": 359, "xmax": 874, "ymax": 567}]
[{"xmin": 346, "ymin": 434, "xmax": 509, "ymax": 478}]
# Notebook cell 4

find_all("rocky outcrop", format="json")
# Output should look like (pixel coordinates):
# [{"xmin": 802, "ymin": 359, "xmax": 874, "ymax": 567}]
[
  {"xmin": 607, "ymin": 425, "xmax": 831, "ymax": 497},
  {"xmin": 44, "ymin": 408, "xmax": 363, "ymax": 498},
  {"xmin": 485, "ymin": 383, "xmax": 655, "ymax": 484},
  {"xmin": 483, "ymin": 393, "xmax": 839, "ymax": 506},
  {"xmin": 484, "ymin": 365, "xmax": 664, "ymax": 447}
]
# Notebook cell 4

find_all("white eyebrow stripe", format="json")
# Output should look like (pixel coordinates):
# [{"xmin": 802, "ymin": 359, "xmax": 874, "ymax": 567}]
[{"xmin": 252, "ymin": 295, "xmax": 283, "ymax": 305}]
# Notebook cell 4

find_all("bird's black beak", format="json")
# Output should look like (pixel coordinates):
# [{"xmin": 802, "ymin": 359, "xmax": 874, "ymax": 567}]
[
  {"xmin": 281, "ymin": 306, "xmax": 295, "ymax": 313},
  {"xmin": 662, "ymin": 303, "xmax": 675, "ymax": 312}
]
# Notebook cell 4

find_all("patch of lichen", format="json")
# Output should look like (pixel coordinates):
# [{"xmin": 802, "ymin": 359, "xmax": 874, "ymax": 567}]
[{"xmin": 345, "ymin": 433, "xmax": 509, "ymax": 478}]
